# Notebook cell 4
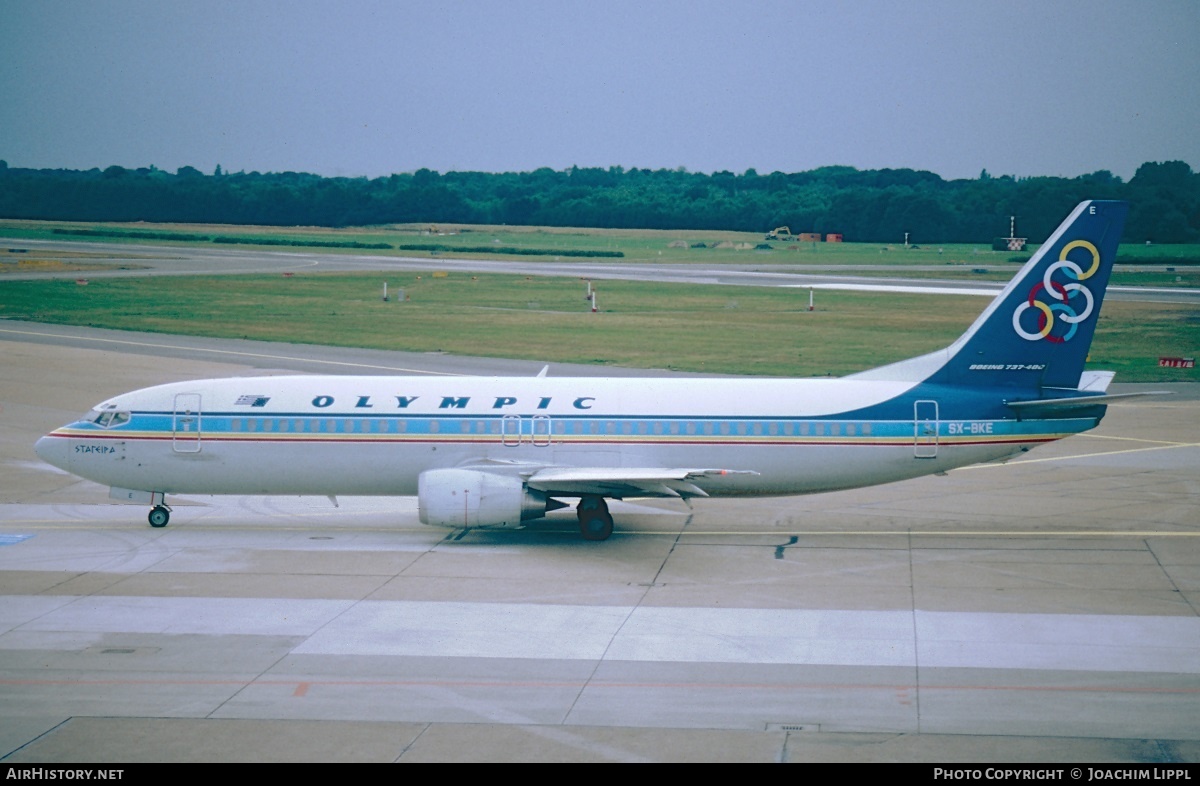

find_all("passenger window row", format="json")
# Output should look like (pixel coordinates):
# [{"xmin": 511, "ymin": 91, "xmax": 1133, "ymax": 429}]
[{"xmin": 217, "ymin": 418, "xmax": 874, "ymax": 437}]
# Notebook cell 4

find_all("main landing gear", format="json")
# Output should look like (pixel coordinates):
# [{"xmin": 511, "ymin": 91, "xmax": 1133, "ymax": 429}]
[
  {"xmin": 577, "ymin": 496, "xmax": 614, "ymax": 541},
  {"xmin": 148, "ymin": 505, "xmax": 171, "ymax": 528}
]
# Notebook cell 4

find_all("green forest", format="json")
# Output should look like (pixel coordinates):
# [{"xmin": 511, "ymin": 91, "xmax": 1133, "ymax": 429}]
[{"xmin": 1, "ymin": 159, "xmax": 1196, "ymax": 244}]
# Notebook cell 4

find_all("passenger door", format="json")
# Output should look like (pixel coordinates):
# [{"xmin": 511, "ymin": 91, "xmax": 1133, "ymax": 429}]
[
  {"xmin": 173, "ymin": 393, "xmax": 202, "ymax": 453},
  {"xmin": 914, "ymin": 400, "xmax": 938, "ymax": 458}
]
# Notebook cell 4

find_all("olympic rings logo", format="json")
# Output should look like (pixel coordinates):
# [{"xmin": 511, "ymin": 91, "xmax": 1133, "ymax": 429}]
[{"xmin": 1011, "ymin": 240, "xmax": 1101, "ymax": 343}]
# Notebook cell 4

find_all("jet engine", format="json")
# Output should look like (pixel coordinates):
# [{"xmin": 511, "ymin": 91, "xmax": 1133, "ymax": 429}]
[{"xmin": 418, "ymin": 468, "xmax": 560, "ymax": 528}]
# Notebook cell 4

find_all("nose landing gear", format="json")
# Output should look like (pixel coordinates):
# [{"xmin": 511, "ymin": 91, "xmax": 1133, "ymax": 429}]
[{"xmin": 148, "ymin": 505, "xmax": 171, "ymax": 528}]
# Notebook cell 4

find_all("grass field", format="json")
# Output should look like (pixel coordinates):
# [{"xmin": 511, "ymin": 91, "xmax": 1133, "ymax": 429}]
[
  {"xmin": 0, "ymin": 270, "xmax": 1195, "ymax": 381},
  {"xmin": 1, "ymin": 218, "xmax": 1196, "ymax": 381}
]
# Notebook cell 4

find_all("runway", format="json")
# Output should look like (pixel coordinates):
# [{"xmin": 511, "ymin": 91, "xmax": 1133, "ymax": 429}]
[
  {"xmin": 1, "ymin": 328, "xmax": 1198, "ymax": 762},
  {"xmin": 5, "ymin": 237, "xmax": 1198, "ymax": 304}
]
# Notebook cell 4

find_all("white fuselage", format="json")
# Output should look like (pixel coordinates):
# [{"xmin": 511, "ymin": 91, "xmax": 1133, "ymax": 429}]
[{"xmin": 36, "ymin": 374, "xmax": 1094, "ymax": 501}]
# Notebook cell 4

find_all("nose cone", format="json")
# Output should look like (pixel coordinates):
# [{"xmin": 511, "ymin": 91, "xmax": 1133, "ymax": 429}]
[{"xmin": 35, "ymin": 434, "xmax": 71, "ymax": 472}]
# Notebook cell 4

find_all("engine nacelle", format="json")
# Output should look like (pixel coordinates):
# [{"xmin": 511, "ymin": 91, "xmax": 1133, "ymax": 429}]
[{"xmin": 418, "ymin": 469, "xmax": 551, "ymax": 528}]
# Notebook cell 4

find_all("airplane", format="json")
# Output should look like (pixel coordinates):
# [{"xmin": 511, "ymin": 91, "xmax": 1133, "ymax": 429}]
[{"xmin": 35, "ymin": 200, "xmax": 1139, "ymax": 541}]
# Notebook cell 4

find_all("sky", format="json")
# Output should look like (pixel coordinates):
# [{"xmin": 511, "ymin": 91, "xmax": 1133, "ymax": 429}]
[{"xmin": 2, "ymin": 0, "xmax": 1198, "ymax": 182}]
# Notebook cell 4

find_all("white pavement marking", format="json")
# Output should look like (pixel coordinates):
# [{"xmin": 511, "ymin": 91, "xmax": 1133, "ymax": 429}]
[
  {"xmin": 295, "ymin": 601, "xmax": 632, "ymax": 660},
  {"xmin": 796, "ymin": 283, "xmax": 997, "ymax": 296},
  {"xmin": 607, "ymin": 607, "xmax": 915, "ymax": 666},
  {"xmin": 915, "ymin": 610, "xmax": 1200, "ymax": 674},
  {"xmin": 6, "ymin": 595, "xmax": 355, "ymax": 637},
  {"xmin": 4, "ymin": 596, "xmax": 1198, "ymax": 673}
]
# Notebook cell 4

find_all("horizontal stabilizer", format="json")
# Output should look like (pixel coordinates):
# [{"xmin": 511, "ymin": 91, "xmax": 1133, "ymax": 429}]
[{"xmin": 1006, "ymin": 390, "xmax": 1171, "ymax": 413}]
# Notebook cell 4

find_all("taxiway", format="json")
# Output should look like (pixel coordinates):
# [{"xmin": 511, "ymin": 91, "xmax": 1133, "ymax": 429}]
[
  {"xmin": 5, "ymin": 237, "xmax": 1198, "ymax": 304},
  {"xmin": 1, "ymin": 327, "xmax": 1197, "ymax": 763}
]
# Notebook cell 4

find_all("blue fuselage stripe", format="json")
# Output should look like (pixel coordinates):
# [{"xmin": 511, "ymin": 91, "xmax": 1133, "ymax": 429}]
[{"xmin": 64, "ymin": 411, "xmax": 1095, "ymax": 445}]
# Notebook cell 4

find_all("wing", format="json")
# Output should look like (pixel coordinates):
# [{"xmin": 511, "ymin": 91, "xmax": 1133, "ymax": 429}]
[{"xmin": 524, "ymin": 467, "xmax": 759, "ymax": 499}]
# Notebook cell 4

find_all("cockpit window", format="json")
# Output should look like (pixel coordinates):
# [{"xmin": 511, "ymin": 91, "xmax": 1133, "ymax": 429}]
[{"xmin": 87, "ymin": 410, "xmax": 130, "ymax": 428}]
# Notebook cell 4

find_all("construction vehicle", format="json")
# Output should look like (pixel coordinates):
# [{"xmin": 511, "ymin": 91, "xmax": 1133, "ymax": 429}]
[{"xmin": 765, "ymin": 226, "xmax": 794, "ymax": 241}]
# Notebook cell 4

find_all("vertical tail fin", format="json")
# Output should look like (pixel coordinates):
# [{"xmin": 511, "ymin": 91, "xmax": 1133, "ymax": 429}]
[{"xmin": 853, "ymin": 200, "xmax": 1129, "ymax": 390}]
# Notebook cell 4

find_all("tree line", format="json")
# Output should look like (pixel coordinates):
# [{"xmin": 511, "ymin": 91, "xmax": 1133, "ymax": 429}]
[{"xmin": 0, "ymin": 159, "xmax": 1196, "ymax": 243}]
